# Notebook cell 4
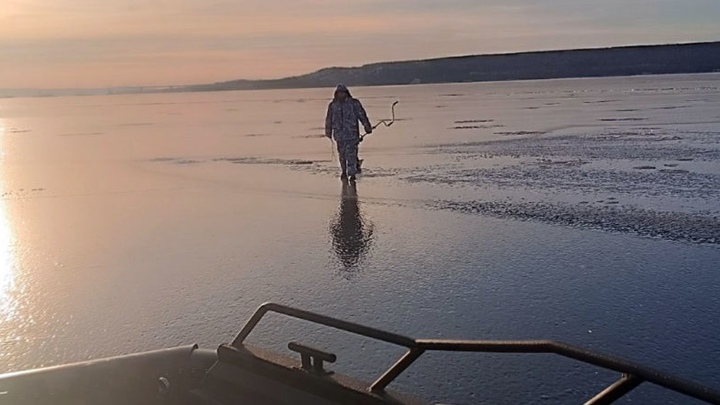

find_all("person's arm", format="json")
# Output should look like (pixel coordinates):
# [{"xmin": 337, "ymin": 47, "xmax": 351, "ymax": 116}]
[{"xmin": 356, "ymin": 100, "xmax": 372, "ymax": 134}]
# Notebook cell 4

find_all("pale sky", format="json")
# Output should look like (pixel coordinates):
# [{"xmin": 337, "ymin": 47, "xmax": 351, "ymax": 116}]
[{"xmin": 1, "ymin": 0, "xmax": 719, "ymax": 88}]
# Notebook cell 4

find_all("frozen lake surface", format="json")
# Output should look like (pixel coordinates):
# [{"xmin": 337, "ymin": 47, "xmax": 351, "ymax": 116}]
[{"xmin": 1, "ymin": 74, "xmax": 719, "ymax": 403}]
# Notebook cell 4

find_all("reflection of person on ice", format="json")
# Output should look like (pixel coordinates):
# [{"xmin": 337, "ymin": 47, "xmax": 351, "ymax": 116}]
[
  {"xmin": 329, "ymin": 180, "xmax": 374, "ymax": 276},
  {"xmin": 325, "ymin": 84, "xmax": 372, "ymax": 181}
]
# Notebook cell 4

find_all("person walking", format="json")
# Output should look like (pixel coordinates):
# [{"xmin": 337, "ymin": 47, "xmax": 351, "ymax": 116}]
[{"xmin": 325, "ymin": 84, "xmax": 372, "ymax": 181}]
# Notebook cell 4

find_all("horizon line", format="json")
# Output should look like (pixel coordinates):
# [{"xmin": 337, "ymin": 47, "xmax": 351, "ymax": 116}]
[{"xmin": 3, "ymin": 39, "xmax": 719, "ymax": 92}]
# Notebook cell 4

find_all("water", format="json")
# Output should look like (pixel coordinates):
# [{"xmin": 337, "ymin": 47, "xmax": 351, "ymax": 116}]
[{"xmin": 1, "ymin": 74, "xmax": 719, "ymax": 404}]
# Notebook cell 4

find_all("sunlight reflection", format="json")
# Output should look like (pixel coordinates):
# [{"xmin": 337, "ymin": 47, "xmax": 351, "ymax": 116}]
[
  {"xmin": 0, "ymin": 201, "xmax": 17, "ymax": 318},
  {"xmin": 0, "ymin": 120, "xmax": 3, "ymax": 163},
  {"xmin": 0, "ymin": 120, "xmax": 18, "ymax": 319}
]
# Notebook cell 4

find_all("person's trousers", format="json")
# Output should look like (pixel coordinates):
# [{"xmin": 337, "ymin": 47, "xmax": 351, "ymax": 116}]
[{"xmin": 337, "ymin": 140, "xmax": 359, "ymax": 176}]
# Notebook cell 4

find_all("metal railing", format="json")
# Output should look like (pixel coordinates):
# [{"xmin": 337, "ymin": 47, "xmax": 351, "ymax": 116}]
[{"xmin": 231, "ymin": 303, "xmax": 720, "ymax": 405}]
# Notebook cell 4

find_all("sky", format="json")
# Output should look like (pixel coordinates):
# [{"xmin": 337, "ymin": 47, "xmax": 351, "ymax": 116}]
[{"xmin": 1, "ymin": 0, "xmax": 719, "ymax": 89}]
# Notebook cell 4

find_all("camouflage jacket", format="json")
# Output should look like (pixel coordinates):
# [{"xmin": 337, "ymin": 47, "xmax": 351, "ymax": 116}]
[{"xmin": 325, "ymin": 98, "xmax": 372, "ymax": 142}]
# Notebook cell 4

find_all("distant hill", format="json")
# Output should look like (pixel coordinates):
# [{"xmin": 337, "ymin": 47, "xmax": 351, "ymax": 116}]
[
  {"xmin": 177, "ymin": 41, "xmax": 720, "ymax": 93},
  {"xmin": 3, "ymin": 41, "xmax": 719, "ymax": 98}
]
